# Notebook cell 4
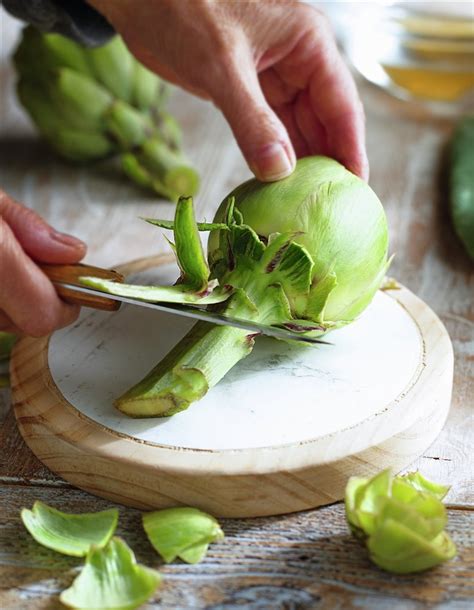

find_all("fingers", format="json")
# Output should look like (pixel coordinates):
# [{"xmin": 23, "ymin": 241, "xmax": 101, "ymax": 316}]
[
  {"xmin": 0, "ymin": 216, "xmax": 80, "ymax": 337},
  {"xmin": 0, "ymin": 190, "xmax": 86, "ymax": 264},
  {"xmin": 209, "ymin": 51, "xmax": 296, "ymax": 182},
  {"xmin": 267, "ymin": 8, "xmax": 368, "ymax": 180},
  {"xmin": 294, "ymin": 90, "xmax": 330, "ymax": 157},
  {"xmin": 304, "ymin": 14, "xmax": 368, "ymax": 179},
  {"xmin": 273, "ymin": 103, "xmax": 309, "ymax": 158}
]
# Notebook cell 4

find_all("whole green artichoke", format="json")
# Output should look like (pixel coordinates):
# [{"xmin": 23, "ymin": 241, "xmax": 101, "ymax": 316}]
[{"xmin": 13, "ymin": 26, "xmax": 199, "ymax": 201}]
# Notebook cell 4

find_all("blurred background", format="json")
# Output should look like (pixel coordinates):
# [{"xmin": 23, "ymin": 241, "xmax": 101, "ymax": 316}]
[{"xmin": 315, "ymin": 1, "xmax": 473, "ymax": 115}]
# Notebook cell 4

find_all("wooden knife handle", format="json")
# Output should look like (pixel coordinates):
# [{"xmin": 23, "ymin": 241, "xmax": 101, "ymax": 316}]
[{"xmin": 41, "ymin": 263, "xmax": 124, "ymax": 312}]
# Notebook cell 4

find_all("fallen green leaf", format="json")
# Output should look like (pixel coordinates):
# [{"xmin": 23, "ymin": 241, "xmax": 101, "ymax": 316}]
[
  {"xmin": 60, "ymin": 537, "xmax": 161, "ymax": 610},
  {"xmin": 400, "ymin": 471, "xmax": 450, "ymax": 500},
  {"xmin": 143, "ymin": 507, "xmax": 224, "ymax": 564},
  {"xmin": 21, "ymin": 501, "xmax": 118, "ymax": 557}
]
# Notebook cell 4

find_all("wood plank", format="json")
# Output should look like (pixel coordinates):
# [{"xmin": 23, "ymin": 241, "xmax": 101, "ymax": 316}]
[{"xmin": 1, "ymin": 485, "xmax": 473, "ymax": 609}]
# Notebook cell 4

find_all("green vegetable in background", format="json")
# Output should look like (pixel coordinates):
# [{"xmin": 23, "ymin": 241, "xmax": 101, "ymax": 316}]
[
  {"xmin": 60, "ymin": 537, "xmax": 162, "ymax": 610},
  {"xmin": 450, "ymin": 116, "xmax": 474, "ymax": 260},
  {"xmin": 21, "ymin": 501, "xmax": 118, "ymax": 556},
  {"xmin": 143, "ymin": 507, "xmax": 225, "ymax": 564},
  {"xmin": 13, "ymin": 26, "xmax": 199, "ymax": 202},
  {"xmin": 345, "ymin": 470, "xmax": 456, "ymax": 574},
  {"xmin": 0, "ymin": 375, "xmax": 9, "ymax": 388},
  {"xmin": 0, "ymin": 332, "xmax": 17, "ymax": 361},
  {"xmin": 83, "ymin": 156, "xmax": 390, "ymax": 417}
]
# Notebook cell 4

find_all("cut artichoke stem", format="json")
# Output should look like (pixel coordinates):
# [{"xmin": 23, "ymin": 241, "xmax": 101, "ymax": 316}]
[
  {"xmin": 122, "ymin": 139, "xmax": 199, "ymax": 200},
  {"xmin": 116, "ymin": 320, "xmax": 254, "ymax": 417},
  {"xmin": 115, "ymin": 279, "xmax": 309, "ymax": 417},
  {"xmin": 142, "ymin": 139, "xmax": 199, "ymax": 194},
  {"xmin": 105, "ymin": 100, "xmax": 154, "ymax": 150}
]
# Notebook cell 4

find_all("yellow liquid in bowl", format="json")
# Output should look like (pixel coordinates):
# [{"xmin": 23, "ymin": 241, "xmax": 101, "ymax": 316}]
[{"xmin": 382, "ymin": 66, "xmax": 474, "ymax": 101}]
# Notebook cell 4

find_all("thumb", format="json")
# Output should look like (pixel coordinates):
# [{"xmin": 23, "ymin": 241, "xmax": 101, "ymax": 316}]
[
  {"xmin": 0, "ymin": 191, "xmax": 86, "ymax": 264},
  {"xmin": 212, "ymin": 64, "xmax": 295, "ymax": 182}
]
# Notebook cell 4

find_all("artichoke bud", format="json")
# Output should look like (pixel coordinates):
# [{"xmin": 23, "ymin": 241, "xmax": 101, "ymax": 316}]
[
  {"xmin": 210, "ymin": 157, "xmax": 390, "ymax": 328},
  {"xmin": 16, "ymin": 79, "xmax": 70, "ymax": 137},
  {"xmin": 12, "ymin": 26, "xmax": 198, "ymax": 201},
  {"xmin": 13, "ymin": 26, "xmax": 92, "ymax": 79}
]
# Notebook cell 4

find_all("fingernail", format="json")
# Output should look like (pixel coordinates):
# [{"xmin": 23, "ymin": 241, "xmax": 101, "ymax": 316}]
[
  {"xmin": 251, "ymin": 142, "xmax": 295, "ymax": 182},
  {"xmin": 50, "ymin": 229, "xmax": 86, "ymax": 250}
]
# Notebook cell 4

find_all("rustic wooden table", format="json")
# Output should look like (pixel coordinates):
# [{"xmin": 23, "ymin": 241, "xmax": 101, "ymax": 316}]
[{"xmin": 1, "ymin": 12, "xmax": 473, "ymax": 610}]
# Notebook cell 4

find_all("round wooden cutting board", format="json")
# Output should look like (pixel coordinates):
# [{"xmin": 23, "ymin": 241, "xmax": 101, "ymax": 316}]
[{"xmin": 11, "ymin": 255, "xmax": 453, "ymax": 517}]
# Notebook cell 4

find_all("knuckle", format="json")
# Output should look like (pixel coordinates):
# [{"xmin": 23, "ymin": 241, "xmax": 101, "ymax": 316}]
[
  {"xmin": 21, "ymin": 315, "xmax": 57, "ymax": 338},
  {"xmin": 19, "ymin": 299, "xmax": 66, "ymax": 338}
]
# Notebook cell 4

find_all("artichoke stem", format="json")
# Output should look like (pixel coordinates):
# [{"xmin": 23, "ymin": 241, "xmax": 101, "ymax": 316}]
[
  {"xmin": 115, "ymin": 321, "xmax": 254, "ymax": 417},
  {"xmin": 121, "ymin": 138, "xmax": 199, "ymax": 200}
]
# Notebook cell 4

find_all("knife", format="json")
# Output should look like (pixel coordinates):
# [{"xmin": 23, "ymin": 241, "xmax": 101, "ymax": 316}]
[{"xmin": 41, "ymin": 263, "xmax": 330, "ymax": 345}]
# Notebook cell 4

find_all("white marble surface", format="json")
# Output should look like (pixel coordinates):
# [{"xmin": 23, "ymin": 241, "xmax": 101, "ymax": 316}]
[{"xmin": 49, "ymin": 265, "xmax": 423, "ymax": 450}]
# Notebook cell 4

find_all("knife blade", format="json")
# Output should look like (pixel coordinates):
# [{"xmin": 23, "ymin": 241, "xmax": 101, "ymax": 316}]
[{"xmin": 42, "ymin": 263, "xmax": 330, "ymax": 345}]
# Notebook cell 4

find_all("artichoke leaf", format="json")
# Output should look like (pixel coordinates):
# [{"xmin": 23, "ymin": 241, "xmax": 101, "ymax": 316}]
[
  {"xmin": 377, "ymin": 496, "xmax": 447, "ymax": 541},
  {"xmin": 21, "ymin": 501, "xmax": 118, "ymax": 557},
  {"xmin": 260, "ymin": 233, "xmax": 313, "ymax": 316},
  {"xmin": 143, "ymin": 217, "xmax": 229, "ymax": 232},
  {"xmin": 60, "ymin": 537, "xmax": 161, "ymax": 610},
  {"xmin": 79, "ymin": 277, "xmax": 232, "ymax": 305},
  {"xmin": 400, "ymin": 471, "xmax": 450, "ymax": 500},
  {"xmin": 173, "ymin": 196, "xmax": 210, "ymax": 291},
  {"xmin": 367, "ymin": 519, "xmax": 457, "ymax": 574},
  {"xmin": 143, "ymin": 507, "xmax": 224, "ymax": 564},
  {"xmin": 305, "ymin": 271, "xmax": 338, "ymax": 323}
]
